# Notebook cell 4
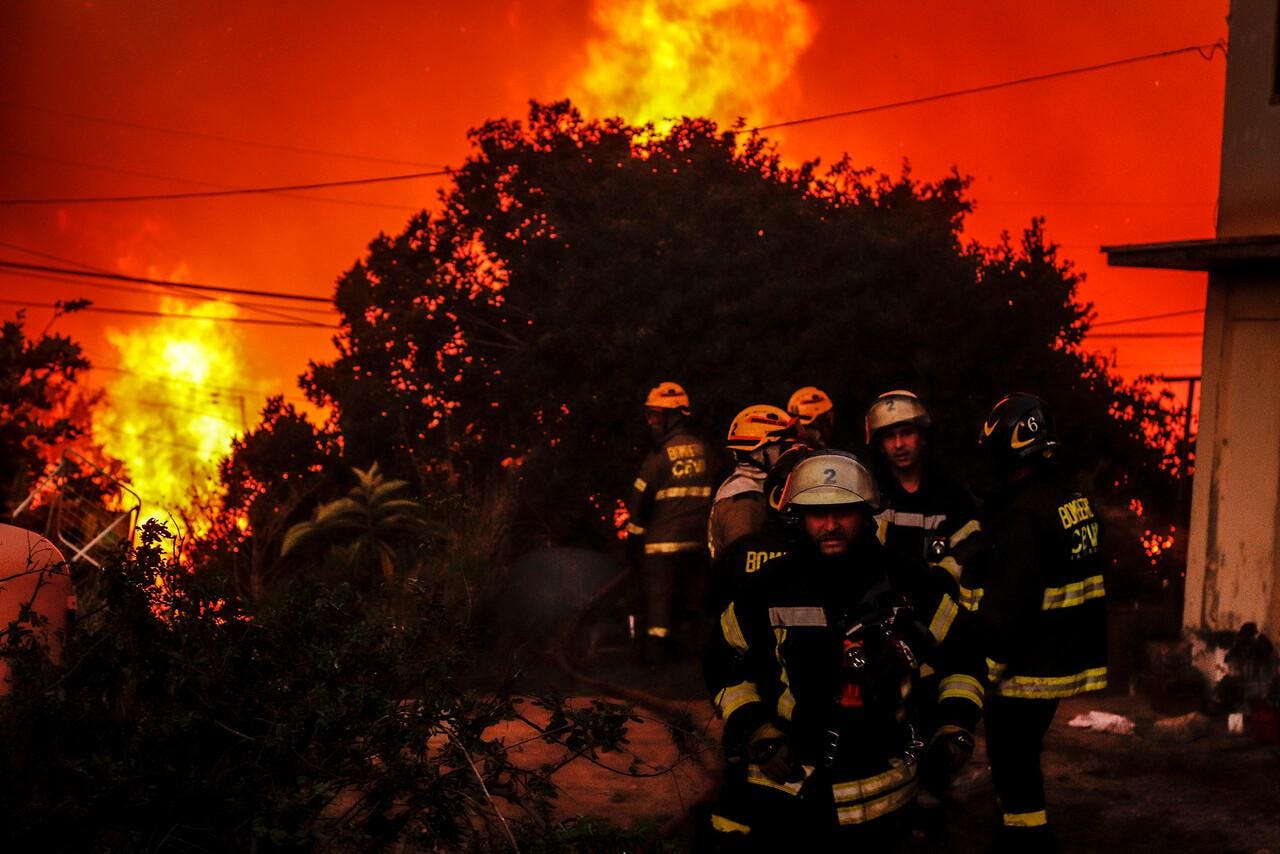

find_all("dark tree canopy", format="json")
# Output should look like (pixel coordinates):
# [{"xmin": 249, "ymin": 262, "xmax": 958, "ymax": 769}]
[
  {"xmin": 304, "ymin": 100, "xmax": 1177, "ymax": 554},
  {"xmin": 0, "ymin": 310, "xmax": 95, "ymax": 508}
]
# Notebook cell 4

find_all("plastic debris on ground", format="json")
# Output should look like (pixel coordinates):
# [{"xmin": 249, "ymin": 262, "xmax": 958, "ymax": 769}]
[{"xmin": 1067, "ymin": 710, "xmax": 1136, "ymax": 735}]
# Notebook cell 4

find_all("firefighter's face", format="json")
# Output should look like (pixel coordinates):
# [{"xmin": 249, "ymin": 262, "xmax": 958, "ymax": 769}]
[
  {"xmin": 801, "ymin": 505, "xmax": 864, "ymax": 556},
  {"xmin": 644, "ymin": 407, "xmax": 668, "ymax": 439},
  {"xmin": 880, "ymin": 423, "xmax": 923, "ymax": 472}
]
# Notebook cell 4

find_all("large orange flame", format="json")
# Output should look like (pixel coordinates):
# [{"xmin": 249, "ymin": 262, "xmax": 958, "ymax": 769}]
[
  {"xmin": 94, "ymin": 298, "xmax": 248, "ymax": 528},
  {"xmin": 577, "ymin": 0, "xmax": 816, "ymax": 130}
]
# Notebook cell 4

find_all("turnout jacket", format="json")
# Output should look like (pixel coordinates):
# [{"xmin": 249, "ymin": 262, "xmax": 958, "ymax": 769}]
[
  {"xmin": 875, "ymin": 465, "xmax": 987, "ymax": 729},
  {"xmin": 626, "ymin": 426, "xmax": 715, "ymax": 557},
  {"xmin": 707, "ymin": 526, "xmax": 788, "ymax": 615},
  {"xmin": 705, "ymin": 533, "xmax": 935, "ymax": 823},
  {"xmin": 962, "ymin": 468, "xmax": 1107, "ymax": 699},
  {"xmin": 706, "ymin": 463, "xmax": 769, "ymax": 562},
  {"xmin": 876, "ymin": 463, "xmax": 982, "ymax": 585}
]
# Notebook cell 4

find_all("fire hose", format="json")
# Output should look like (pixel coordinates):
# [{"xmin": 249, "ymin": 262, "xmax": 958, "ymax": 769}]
[{"xmin": 547, "ymin": 561, "xmax": 719, "ymax": 840}]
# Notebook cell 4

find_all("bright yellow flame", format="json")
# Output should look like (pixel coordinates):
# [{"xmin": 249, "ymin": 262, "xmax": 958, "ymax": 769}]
[
  {"xmin": 94, "ymin": 298, "xmax": 248, "ymax": 527},
  {"xmin": 577, "ymin": 0, "xmax": 816, "ymax": 130}
]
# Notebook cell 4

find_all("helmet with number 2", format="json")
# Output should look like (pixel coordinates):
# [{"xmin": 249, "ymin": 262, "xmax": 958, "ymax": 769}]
[
  {"xmin": 980, "ymin": 393, "xmax": 1058, "ymax": 469},
  {"xmin": 779, "ymin": 451, "xmax": 880, "ymax": 512}
]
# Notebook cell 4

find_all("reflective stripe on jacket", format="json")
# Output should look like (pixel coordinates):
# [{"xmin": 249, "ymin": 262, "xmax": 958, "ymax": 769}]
[{"xmin": 627, "ymin": 428, "xmax": 715, "ymax": 556}]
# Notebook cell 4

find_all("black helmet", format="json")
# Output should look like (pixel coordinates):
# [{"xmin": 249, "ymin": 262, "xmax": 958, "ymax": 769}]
[
  {"xmin": 765, "ymin": 442, "xmax": 816, "ymax": 511},
  {"xmin": 981, "ymin": 393, "xmax": 1058, "ymax": 469}
]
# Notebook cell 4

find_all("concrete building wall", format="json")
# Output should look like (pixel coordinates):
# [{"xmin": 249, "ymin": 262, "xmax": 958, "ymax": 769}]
[
  {"xmin": 1217, "ymin": 0, "xmax": 1280, "ymax": 236},
  {"xmin": 1184, "ymin": 275, "xmax": 1280, "ymax": 639}
]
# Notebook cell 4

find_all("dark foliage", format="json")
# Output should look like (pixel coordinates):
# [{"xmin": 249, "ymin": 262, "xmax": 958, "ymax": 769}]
[
  {"xmin": 303, "ymin": 101, "xmax": 1180, "ymax": 584},
  {"xmin": 1, "ymin": 521, "xmax": 646, "ymax": 850},
  {"xmin": 0, "ymin": 310, "xmax": 93, "ymax": 508}
]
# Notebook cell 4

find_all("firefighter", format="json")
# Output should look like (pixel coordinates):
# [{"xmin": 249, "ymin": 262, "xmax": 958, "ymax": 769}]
[
  {"xmin": 706, "ymin": 442, "xmax": 815, "ymax": 638},
  {"xmin": 703, "ymin": 451, "xmax": 934, "ymax": 848},
  {"xmin": 706, "ymin": 405, "xmax": 796, "ymax": 565},
  {"xmin": 626, "ymin": 382, "xmax": 715, "ymax": 661},
  {"xmin": 787, "ymin": 386, "xmax": 836, "ymax": 448},
  {"xmin": 969, "ymin": 393, "xmax": 1108, "ymax": 851},
  {"xmin": 865, "ymin": 389, "xmax": 984, "ymax": 809},
  {"xmin": 864, "ymin": 389, "xmax": 982, "ymax": 583}
]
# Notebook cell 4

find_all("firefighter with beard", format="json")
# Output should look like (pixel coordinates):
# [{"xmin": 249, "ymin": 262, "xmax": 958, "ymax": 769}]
[
  {"xmin": 787, "ymin": 386, "xmax": 836, "ymax": 448},
  {"xmin": 865, "ymin": 390, "xmax": 985, "ymax": 811},
  {"xmin": 967, "ymin": 393, "xmax": 1108, "ymax": 852},
  {"xmin": 626, "ymin": 382, "xmax": 715, "ymax": 662},
  {"xmin": 702, "ymin": 451, "xmax": 933, "ymax": 848}
]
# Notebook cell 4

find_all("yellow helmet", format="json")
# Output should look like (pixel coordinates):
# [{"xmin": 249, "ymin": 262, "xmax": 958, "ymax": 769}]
[
  {"xmin": 726, "ymin": 404, "xmax": 794, "ymax": 452},
  {"xmin": 645, "ymin": 381, "xmax": 690, "ymax": 413},
  {"xmin": 864, "ymin": 389, "xmax": 931, "ymax": 444},
  {"xmin": 787, "ymin": 386, "xmax": 834, "ymax": 425},
  {"xmin": 779, "ymin": 451, "xmax": 880, "ymax": 511}
]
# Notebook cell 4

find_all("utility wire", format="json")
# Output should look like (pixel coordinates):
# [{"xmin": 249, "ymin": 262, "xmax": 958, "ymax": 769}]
[
  {"xmin": 1088, "ymin": 331, "xmax": 1202, "ymax": 339},
  {"xmin": 0, "ymin": 100, "xmax": 445, "ymax": 169},
  {"xmin": 0, "ymin": 259, "xmax": 330, "ymax": 303},
  {"xmin": 0, "ymin": 298, "xmax": 337, "ymax": 329},
  {"xmin": 0, "ymin": 148, "xmax": 423, "ymax": 212},
  {"xmin": 0, "ymin": 259, "xmax": 335, "ymax": 325},
  {"xmin": 89, "ymin": 361, "xmax": 313, "ymax": 404},
  {"xmin": 1092, "ymin": 308, "xmax": 1204, "ymax": 327},
  {"xmin": 753, "ymin": 40, "xmax": 1227, "ymax": 131},
  {"xmin": 0, "ymin": 169, "xmax": 449, "ymax": 206},
  {"xmin": 93, "ymin": 422, "xmax": 213, "ymax": 455},
  {"xmin": 0, "ymin": 266, "xmax": 336, "ymax": 319}
]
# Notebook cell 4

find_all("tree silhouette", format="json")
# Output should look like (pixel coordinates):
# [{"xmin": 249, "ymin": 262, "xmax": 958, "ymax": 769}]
[{"xmin": 303, "ymin": 100, "xmax": 1179, "ymax": 573}]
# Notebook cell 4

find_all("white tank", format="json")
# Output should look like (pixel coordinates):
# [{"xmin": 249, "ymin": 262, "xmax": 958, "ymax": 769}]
[{"xmin": 0, "ymin": 523, "xmax": 71, "ymax": 695}]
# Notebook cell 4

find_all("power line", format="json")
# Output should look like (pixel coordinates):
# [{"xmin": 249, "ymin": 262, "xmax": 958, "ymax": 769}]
[
  {"xmin": 0, "ymin": 100, "xmax": 445, "ymax": 169},
  {"xmin": 0, "ymin": 148, "xmax": 423, "ymax": 212},
  {"xmin": 1092, "ymin": 308, "xmax": 1204, "ymax": 328},
  {"xmin": 979, "ymin": 199, "xmax": 1214, "ymax": 209},
  {"xmin": 93, "ymin": 422, "xmax": 215, "ymax": 455},
  {"xmin": 1087, "ymin": 331, "xmax": 1202, "ymax": 339},
  {"xmin": 88, "ymin": 361, "xmax": 313, "ymax": 404},
  {"xmin": 0, "ymin": 257, "xmax": 335, "ymax": 324},
  {"xmin": 753, "ymin": 40, "xmax": 1227, "ymax": 132},
  {"xmin": 0, "ymin": 238, "xmax": 112, "ymax": 274},
  {"xmin": 0, "ymin": 298, "xmax": 337, "ymax": 329},
  {"xmin": 0, "ymin": 259, "xmax": 330, "ymax": 304},
  {"xmin": 0, "ymin": 169, "xmax": 449, "ymax": 206}
]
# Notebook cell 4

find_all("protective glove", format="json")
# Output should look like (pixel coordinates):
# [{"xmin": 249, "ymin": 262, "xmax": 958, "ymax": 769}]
[
  {"xmin": 920, "ymin": 725, "xmax": 975, "ymax": 795},
  {"xmin": 748, "ymin": 722, "xmax": 802, "ymax": 784}
]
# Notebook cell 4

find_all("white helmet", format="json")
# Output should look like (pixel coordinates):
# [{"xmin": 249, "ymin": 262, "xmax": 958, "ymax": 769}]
[
  {"xmin": 865, "ymin": 389, "xmax": 932, "ymax": 444},
  {"xmin": 779, "ymin": 451, "xmax": 880, "ymax": 512}
]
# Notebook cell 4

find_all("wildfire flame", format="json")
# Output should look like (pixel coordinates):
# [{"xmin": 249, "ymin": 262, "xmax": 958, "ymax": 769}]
[
  {"xmin": 94, "ymin": 298, "xmax": 248, "ymax": 526},
  {"xmin": 576, "ymin": 0, "xmax": 816, "ymax": 130}
]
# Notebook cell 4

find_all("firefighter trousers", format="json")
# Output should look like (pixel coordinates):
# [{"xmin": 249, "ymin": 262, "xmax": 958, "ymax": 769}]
[
  {"xmin": 640, "ymin": 551, "xmax": 707, "ymax": 643},
  {"xmin": 985, "ymin": 695, "xmax": 1060, "ymax": 852}
]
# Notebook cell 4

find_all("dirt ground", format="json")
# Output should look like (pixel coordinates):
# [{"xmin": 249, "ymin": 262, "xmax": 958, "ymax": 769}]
[{"xmin": 508, "ymin": 667, "xmax": 1280, "ymax": 852}]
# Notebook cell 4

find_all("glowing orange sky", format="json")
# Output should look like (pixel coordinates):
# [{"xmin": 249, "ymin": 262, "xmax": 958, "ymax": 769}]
[{"xmin": 0, "ymin": 0, "xmax": 1226, "ymax": 425}]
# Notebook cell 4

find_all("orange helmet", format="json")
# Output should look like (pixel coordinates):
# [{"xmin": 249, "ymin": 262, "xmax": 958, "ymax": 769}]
[
  {"xmin": 645, "ymin": 381, "xmax": 690, "ymax": 414},
  {"xmin": 726, "ymin": 404, "xmax": 795, "ymax": 452},
  {"xmin": 787, "ymin": 386, "xmax": 834, "ymax": 425}
]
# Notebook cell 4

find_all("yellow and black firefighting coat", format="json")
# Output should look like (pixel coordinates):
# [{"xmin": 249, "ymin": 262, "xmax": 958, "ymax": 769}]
[
  {"xmin": 626, "ymin": 426, "xmax": 715, "ymax": 558},
  {"xmin": 875, "ymin": 463, "xmax": 982, "ymax": 586},
  {"xmin": 874, "ymin": 465, "xmax": 987, "ymax": 732},
  {"xmin": 704, "ymin": 533, "xmax": 937, "ymax": 827},
  {"xmin": 708, "ymin": 527, "xmax": 789, "ymax": 615},
  {"xmin": 961, "ymin": 469, "xmax": 1107, "ymax": 700}
]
